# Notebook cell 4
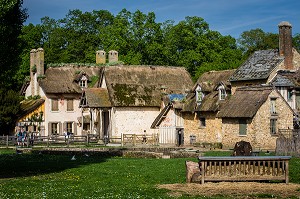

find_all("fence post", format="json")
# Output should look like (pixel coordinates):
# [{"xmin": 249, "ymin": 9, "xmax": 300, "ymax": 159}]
[
  {"xmin": 121, "ymin": 133, "xmax": 123, "ymax": 146},
  {"xmin": 47, "ymin": 135, "xmax": 49, "ymax": 147},
  {"xmin": 86, "ymin": 134, "xmax": 89, "ymax": 146},
  {"xmin": 6, "ymin": 135, "xmax": 9, "ymax": 148},
  {"xmin": 133, "ymin": 134, "xmax": 136, "ymax": 146}
]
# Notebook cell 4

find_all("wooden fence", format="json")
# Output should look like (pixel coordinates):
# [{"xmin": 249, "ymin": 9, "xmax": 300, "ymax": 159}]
[
  {"xmin": 276, "ymin": 129, "xmax": 300, "ymax": 156},
  {"xmin": 0, "ymin": 133, "xmax": 159, "ymax": 147},
  {"xmin": 122, "ymin": 134, "xmax": 159, "ymax": 146},
  {"xmin": 0, "ymin": 134, "xmax": 102, "ymax": 147}
]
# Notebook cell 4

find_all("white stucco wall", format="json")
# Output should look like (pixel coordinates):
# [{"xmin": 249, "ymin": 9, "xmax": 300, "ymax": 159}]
[
  {"xmin": 43, "ymin": 97, "xmax": 82, "ymax": 136},
  {"xmin": 111, "ymin": 107, "xmax": 159, "ymax": 137}
]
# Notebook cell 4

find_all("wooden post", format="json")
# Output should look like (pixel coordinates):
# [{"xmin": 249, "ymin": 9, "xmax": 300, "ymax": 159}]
[
  {"xmin": 121, "ymin": 133, "xmax": 123, "ymax": 146},
  {"xmin": 133, "ymin": 134, "xmax": 136, "ymax": 146},
  {"xmin": 201, "ymin": 161, "xmax": 205, "ymax": 184},
  {"xmin": 47, "ymin": 135, "xmax": 49, "ymax": 147},
  {"xmin": 6, "ymin": 135, "xmax": 9, "ymax": 148},
  {"xmin": 285, "ymin": 160, "xmax": 289, "ymax": 184},
  {"xmin": 86, "ymin": 134, "xmax": 89, "ymax": 146}
]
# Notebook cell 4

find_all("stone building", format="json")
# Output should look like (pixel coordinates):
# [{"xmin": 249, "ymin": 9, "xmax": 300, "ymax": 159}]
[
  {"xmin": 152, "ymin": 70, "xmax": 235, "ymax": 146},
  {"xmin": 217, "ymin": 86, "xmax": 295, "ymax": 150}
]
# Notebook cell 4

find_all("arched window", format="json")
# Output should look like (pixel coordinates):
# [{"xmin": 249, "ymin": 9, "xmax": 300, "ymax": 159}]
[
  {"xmin": 79, "ymin": 75, "xmax": 88, "ymax": 88},
  {"xmin": 195, "ymin": 86, "xmax": 203, "ymax": 104},
  {"xmin": 218, "ymin": 85, "xmax": 226, "ymax": 100}
]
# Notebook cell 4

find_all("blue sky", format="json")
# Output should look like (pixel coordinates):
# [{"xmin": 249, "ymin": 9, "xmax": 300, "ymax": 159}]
[{"xmin": 23, "ymin": 0, "xmax": 299, "ymax": 38}]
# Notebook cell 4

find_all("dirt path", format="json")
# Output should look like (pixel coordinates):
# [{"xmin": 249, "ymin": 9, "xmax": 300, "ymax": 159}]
[{"xmin": 158, "ymin": 182, "xmax": 300, "ymax": 198}]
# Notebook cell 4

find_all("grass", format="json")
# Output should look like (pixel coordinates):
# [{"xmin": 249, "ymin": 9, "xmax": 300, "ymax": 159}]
[{"xmin": 0, "ymin": 148, "xmax": 299, "ymax": 199}]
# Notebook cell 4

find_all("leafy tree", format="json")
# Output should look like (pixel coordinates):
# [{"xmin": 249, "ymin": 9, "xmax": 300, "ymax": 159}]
[
  {"xmin": 293, "ymin": 33, "xmax": 300, "ymax": 52},
  {"xmin": 238, "ymin": 28, "xmax": 279, "ymax": 57},
  {"xmin": 0, "ymin": 0, "xmax": 27, "ymax": 89},
  {"xmin": 0, "ymin": 0, "xmax": 27, "ymax": 134}
]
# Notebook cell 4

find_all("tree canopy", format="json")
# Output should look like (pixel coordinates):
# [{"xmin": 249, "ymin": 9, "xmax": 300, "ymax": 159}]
[
  {"xmin": 19, "ymin": 9, "xmax": 245, "ymax": 82},
  {"xmin": 0, "ymin": 0, "xmax": 27, "ymax": 133}
]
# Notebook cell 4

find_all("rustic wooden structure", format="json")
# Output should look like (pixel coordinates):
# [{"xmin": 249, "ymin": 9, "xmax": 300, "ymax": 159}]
[
  {"xmin": 122, "ymin": 133, "xmax": 159, "ymax": 146},
  {"xmin": 198, "ymin": 156, "xmax": 291, "ymax": 184}
]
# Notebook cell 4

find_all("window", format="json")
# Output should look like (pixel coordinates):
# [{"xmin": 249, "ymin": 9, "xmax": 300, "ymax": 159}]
[
  {"xmin": 51, "ymin": 123, "xmax": 58, "ymax": 135},
  {"xmin": 79, "ymin": 75, "xmax": 88, "ymax": 88},
  {"xmin": 66, "ymin": 122, "xmax": 73, "ymax": 134},
  {"xmin": 219, "ymin": 87, "xmax": 226, "ymax": 100},
  {"xmin": 287, "ymin": 89, "xmax": 293, "ymax": 101},
  {"xmin": 199, "ymin": 117, "xmax": 206, "ymax": 127},
  {"xmin": 51, "ymin": 99, "xmax": 58, "ymax": 111},
  {"xmin": 270, "ymin": 98, "xmax": 276, "ymax": 114},
  {"xmin": 270, "ymin": 119, "xmax": 277, "ymax": 134},
  {"xmin": 67, "ymin": 99, "xmax": 74, "ymax": 111},
  {"xmin": 239, "ymin": 119, "xmax": 247, "ymax": 136},
  {"xmin": 196, "ymin": 86, "xmax": 203, "ymax": 104}
]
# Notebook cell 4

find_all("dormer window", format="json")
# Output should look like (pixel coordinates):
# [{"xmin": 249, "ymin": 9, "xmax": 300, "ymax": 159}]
[
  {"xmin": 79, "ymin": 75, "xmax": 88, "ymax": 88},
  {"xmin": 218, "ymin": 85, "xmax": 226, "ymax": 100},
  {"xmin": 195, "ymin": 86, "xmax": 203, "ymax": 104}
]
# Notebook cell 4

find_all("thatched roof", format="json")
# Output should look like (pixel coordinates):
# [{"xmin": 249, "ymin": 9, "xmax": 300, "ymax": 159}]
[
  {"xmin": 182, "ymin": 91, "xmax": 226, "ymax": 112},
  {"xmin": 102, "ymin": 65, "xmax": 193, "ymax": 107},
  {"xmin": 195, "ymin": 70, "xmax": 236, "ymax": 92},
  {"xmin": 82, "ymin": 88, "xmax": 111, "ymax": 108},
  {"xmin": 230, "ymin": 49, "xmax": 283, "ymax": 82},
  {"xmin": 19, "ymin": 98, "xmax": 45, "ymax": 118},
  {"xmin": 39, "ymin": 66, "xmax": 100, "ymax": 94},
  {"xmin": 217, "ymin": 86, "xmax": 273, "ymax": 118},
  {"xmin": 181, "ymin": 70, "xmax": 235, "ymax": 112}
]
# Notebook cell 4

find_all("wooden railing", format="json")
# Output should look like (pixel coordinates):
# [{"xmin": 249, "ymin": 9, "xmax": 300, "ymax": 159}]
[
  {"xmin": 122, "ymin": 134, "xmax": 159, "ymax": 146},
  {"xmin": 0, "ymin": 133, "xmax": 159, "ymax": 147},
  {"xmin": 0, "ymin": 134, "xmax": 102, "ymax": 147},
  {"xmin": 198, "ymin": 156, "xmax": 292, "ymax": 184}
]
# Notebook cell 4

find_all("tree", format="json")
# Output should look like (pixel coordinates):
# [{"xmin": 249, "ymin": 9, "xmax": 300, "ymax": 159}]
[
  {"xmin": 238, "ymin": 28, "xmax": 279, "ymax": 57},
  {"xmin": 0, "ymin": 0, "xmax": 27, "ymax": 89},
  {"xmin": 0, "ymin": 0, "xmax": 27, "ymax": 134},
  {"xmin": 293, "ymin": 33, "xmax": 300, "ymax": 52}
]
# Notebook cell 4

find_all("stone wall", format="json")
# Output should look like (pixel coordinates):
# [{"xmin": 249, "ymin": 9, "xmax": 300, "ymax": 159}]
[
  {"xmin": 222, "ymin": 90, "xmax": 294, "ymax": 150},
  {"xmin": 182, "ymin": 112, "xmax": 222, "ymax": 146}
]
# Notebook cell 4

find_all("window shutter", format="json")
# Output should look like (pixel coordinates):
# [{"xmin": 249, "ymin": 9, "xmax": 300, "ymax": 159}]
[
  {"xmin": 73, "ymin": 122, "xmax": 77, "ymax": 135},
  {"xmin": 59, "ymin": 122, "xmax": 62, "ymax": 135},
  {"xmin": 48, "ymin": 122, "xmax": 52, "ymax": 136}
]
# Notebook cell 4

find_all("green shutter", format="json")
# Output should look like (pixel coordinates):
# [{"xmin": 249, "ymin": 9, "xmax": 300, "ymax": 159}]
[{"xmin": 239, "ymin": 119, "xmax": 247, "ymax": 135}]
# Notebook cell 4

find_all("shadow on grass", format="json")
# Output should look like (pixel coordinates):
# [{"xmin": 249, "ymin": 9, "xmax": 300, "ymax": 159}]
[{"xmin": 0, "ymin": 149, "xmax": 121, "ymax": 178}]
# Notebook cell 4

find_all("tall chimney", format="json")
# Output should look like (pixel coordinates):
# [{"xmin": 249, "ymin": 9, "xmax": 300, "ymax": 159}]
[
  {"xmin": 96, "ymin": 50, "xmax": 106, "ymax": 64},
  {"xmin": 108, "ymin": 50, "xmax": 118, "ymax": 63},
  {"xmin": 36, "ymin": 48, "xmax": 44, "ymax": 75},
  {"xmin": 278, "ymin": 21, "xmax": 293, "ymax": 70}
]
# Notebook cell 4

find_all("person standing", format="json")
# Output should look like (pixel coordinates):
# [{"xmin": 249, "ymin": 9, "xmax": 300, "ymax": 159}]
[
  {"xmin": 21, "ymin": 128, "xmax": 27, "ymax": 147},
  {"xmin": 17, "ymin": 129, "xmax": 22, "ymax": 146}
]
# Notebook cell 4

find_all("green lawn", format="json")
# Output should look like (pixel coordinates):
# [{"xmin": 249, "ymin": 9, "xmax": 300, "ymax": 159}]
[{"xmin": 0, "ymin": 149, "xmax": 299, "ymax": 199}]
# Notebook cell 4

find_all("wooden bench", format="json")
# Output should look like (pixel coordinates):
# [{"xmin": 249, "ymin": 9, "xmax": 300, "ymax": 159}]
[{"xmin": 198, "ymin": 156, "xmax": 292, "ymax": 184}]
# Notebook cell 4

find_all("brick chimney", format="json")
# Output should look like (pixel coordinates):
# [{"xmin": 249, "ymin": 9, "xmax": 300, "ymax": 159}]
[
  {"xmin": 108, "ymin": 50, "xmax": 118, "ymax": 63},
  {"xmin": 278, "ymin": 21, "xmax": 293, "ymax": 70},
  {"xmin": 30, "ymin": 48, "xmax": 44, "ymax": 96},
  {"xmin": 96, "ymin": 50, "xmax": 106, "ymax": 64},
  {"xmin": 36, "ymin": 48, "xmax": 44, "ymax": 75}
]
